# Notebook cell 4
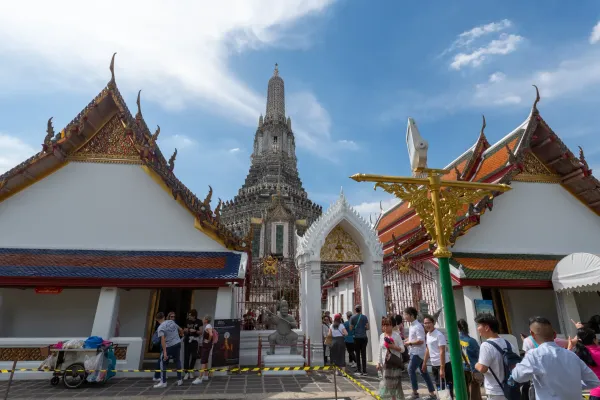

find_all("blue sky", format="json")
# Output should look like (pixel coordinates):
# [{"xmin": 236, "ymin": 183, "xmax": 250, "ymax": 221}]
[{"xmin": 1, "ymin": 0, "xmax": 600, "ymax": 221}]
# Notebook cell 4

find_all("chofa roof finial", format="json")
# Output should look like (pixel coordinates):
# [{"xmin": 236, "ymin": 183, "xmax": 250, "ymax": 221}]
[
  {"xmin": 136, "ymin": 90, "xmax": 142, "ymax": 119},
  {"xmin": 480, "ymin": 114, "xmax": 486, "ymax": 136},
  {"xmin": 532, "ymin": 85, "xmax": 541, "ymax": 112},
  {"xmin": 109, "ymin": 53, "xmax": 117, "ymax": 82}
]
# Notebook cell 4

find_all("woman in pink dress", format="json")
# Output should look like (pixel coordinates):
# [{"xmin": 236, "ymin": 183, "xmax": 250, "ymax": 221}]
[{"xmin": 569, "ymin": 327, "xmax": 600, "ymax": 400}]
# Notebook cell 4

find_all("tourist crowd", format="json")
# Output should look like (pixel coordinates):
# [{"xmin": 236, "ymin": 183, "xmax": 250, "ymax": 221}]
[{"xmin": 323, "ymin": 305, "xmax": 600, "ymax": 400}]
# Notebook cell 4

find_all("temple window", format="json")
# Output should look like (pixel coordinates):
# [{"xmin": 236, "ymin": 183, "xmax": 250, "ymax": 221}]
[{"xmin": 275, "ymin": 224, "xmax": 284, "ymax": 255}]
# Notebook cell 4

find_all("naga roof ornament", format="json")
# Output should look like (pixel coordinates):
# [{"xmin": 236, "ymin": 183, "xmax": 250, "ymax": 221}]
[
  {"xmin": 168, "ymin": 148, "xmax": 177, "ymax": 171},
  {"xmin": 42, "ymin": 117, "xmax": 55, "ymax": 151}
]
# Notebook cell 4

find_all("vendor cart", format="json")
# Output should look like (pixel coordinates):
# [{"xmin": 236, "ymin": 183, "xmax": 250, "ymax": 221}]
[{"xmin": 42, "ymin": 342, "xmax": 117, "ymax": 389}]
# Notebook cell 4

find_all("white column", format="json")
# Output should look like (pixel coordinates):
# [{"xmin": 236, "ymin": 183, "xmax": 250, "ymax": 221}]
[
  {"xmin": 557, "ymin": 291, "xmax": 581, "ymax": 337},
  {"xmin": 283, "ymin": 222, "xmax": 289, "ymax": 258},
  {"xmin": 463, "ymin": 286, "xmax": 483, "ymax": 343},
  {"xmin": 306, "ymin": 261, "xmax": 325, "ymax": 366},
  {"xmin": 360, "ymin": 260, "xmax": 385, "ymax": 362},
  {"xmin": 298, "ymin": 262, "xmax": 307, "ymax": 340},
  {"xmin": 91, "ymin": 287, "xmax": 120, "ymax": 339},
  {"xmin": 214, "ymin": 287, "xmax": 233, "ymax": 319}
]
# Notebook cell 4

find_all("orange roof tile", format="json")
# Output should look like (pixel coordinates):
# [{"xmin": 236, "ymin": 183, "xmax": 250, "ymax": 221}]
[
  {"xmin": 378, "ymin": 202, "xmax": 411, "ymax": 230},
  {"xmin": 379, "ymin": 214, "xmax": 421, "ymax": 244},
  {"xmin": 443, "ymin": 159, "xmax": 469, "ymax": 180},
  {"xmin": 472, "ymin": 137, "xmax": 519, "ymax": 181},
  {"xmin": 454, "ymin": 257, "xmax": 557, "ymax": 272},
  {"xmin": 407, "ymin": 242, "xmax": 430, "ymax": 257}
]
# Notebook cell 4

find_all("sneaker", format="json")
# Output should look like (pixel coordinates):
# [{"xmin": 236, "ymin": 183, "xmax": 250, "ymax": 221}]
[
  {"xmin": 183, "ymin": 373, "xmax": 189, "ymax": 380},
  {"xmin": 427, "ymin": 395, "xmax": 437, "ymax": 400},
  {"xmin": 408, "ymin": 394, "xmax": 420, "ymax": 400},
  {"xmin": 361, "ymin": 372, "xmax": 368, "ymax": 377},
  {"xmin": 152, "ymin": 378, "xmax": 161, "ymax": 383},
  {"xmin": 176, "ymin": 379, "xmax": 183, "ymax": 386},
  {"xmin": 153, "ymin": 381, "xmax": 167, "ymax": 389},
  {"xmin": 192, "ymin": 377, "xmax": 204, "ymax": 385}
]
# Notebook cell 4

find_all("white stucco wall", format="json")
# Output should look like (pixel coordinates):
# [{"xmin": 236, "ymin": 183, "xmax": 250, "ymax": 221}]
[
  {"xmin": 452, "ymin": 182, "xmax": 600, "ymax": 255},
  {"xmin": 503, "ymin": 289, "xmax": 561, "ymax": 345},
  {"xmin": 1, "ymin": 288, "xmax": 99, "ymax": 337},
  {"xmin": 193, "ymin": 289, "xmax": 218, "ymax": 321},
  {"xmin": 325, "ymin": 277, "xmax": 354, "ymax": 316},
  {"xmin": 117, "ymin": 289, "xmax": 151, "ymax": 337},
  {"xmin": 0, "ymin": 162, "xmax": 227, "ymax": 251}
]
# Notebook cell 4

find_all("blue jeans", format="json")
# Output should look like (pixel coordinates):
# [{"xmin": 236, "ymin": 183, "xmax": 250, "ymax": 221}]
[
  {"xmin": 159, "ymin": 342, "xmax": 182, "ymax": 383},
  {"xmin": 408, "ymin": 354, "xmax": 435, "ymax": 393}
]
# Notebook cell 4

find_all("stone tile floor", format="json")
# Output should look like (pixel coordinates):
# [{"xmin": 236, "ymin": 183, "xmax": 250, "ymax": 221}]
[{"xmin": 0, "ymin": 367, "xmax": 430, "ymax": 399}]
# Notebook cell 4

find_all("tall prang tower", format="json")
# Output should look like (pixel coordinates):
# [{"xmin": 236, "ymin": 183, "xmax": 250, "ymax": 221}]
[{"xmin": 221, "ymin": 64, "xmax": 323, "ymax": 322}]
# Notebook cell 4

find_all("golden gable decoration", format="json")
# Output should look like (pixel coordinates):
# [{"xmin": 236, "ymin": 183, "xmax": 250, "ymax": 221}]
[
  {"xmin": 71, "ymin": 115, "xmax": 141, "ymax": 163},
  {"xmin": 514, "ymin": 151, "xmax": 561, "ymax": 183},
  {"xmin": 320, "ymin": 225, "xmax": 362, "ymax": 263}
]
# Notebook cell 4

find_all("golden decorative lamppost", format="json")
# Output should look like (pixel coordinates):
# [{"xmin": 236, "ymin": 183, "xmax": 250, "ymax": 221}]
[{"xmin": 351, "ymin": 167, "xmax": 510, "ymax": 400}]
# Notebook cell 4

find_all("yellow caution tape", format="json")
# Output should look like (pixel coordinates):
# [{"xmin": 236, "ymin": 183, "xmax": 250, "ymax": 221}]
[
  {"xmin": 0, "ymin": 366, "xmax": 331, "ymax": 373},
  {"xmin": 334, "ymin": 366, "xmax": 381, "ymax": 400}
]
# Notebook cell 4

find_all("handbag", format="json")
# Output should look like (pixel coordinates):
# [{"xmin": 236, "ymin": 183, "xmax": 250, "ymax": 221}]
[
  {"xmin": 460, "ymin": 346, "xmax": 484, "ymax": 384},
  {"xmin": 385, "ymin": 348, "xmax": 404, "ymax": 369},
  {"xmin": 324, "ymin": 329, "xmax": 333, "ymax": 347}
]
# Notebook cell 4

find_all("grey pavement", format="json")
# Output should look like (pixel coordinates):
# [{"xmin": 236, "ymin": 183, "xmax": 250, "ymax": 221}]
[{"xmin": 0, "ymin": 365, "xmax": 432, "ymax": 400}]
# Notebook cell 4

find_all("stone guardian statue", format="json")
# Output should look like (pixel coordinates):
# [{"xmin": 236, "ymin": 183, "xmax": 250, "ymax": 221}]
[{"xmin": 264, "ymin": 299, "xmax": 298, "ymax": 355}]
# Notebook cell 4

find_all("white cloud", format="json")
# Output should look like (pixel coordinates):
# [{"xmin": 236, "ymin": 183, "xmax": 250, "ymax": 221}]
[
  {"xmin": 288, "ymin": 91, "xmax": 358, "ymax": 160},
  {"xmin": 229, "ymin": 148, "xmax": 241, "ymax": 153},
  {"xmin": 353, "ymin": 197, "xmax": 400, "ymax": 225},
  {"xmin": 590, "ymin": 22, "xmax": 600, "ymax": 44},
  {"xmin": 159, "ymin": 134, "xmax": 197, "ymax": 151},
  {"xmin": 450, "ymin": 33, "xmax": 523, "ymax": 70},
  {"xmin": 444, "ymin": 19, "xmax": 512, "ymax": 54},
  {"xmin": 0, "ymin": 1, "xmax": 336, "ymax": 151},
  {"xmin": 489, "ymin": 72, "xmax": 506, "ymax": 82},
  {"xmin": 0, "ymin": 133, "xmax": 38, "ymax": 174}
]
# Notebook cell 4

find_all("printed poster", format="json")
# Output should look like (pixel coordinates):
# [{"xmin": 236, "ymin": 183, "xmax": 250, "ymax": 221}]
[
  {"xmin": 474, "ymin": 299, "xmax": 495, "ymax": 316},
  {"xmin": 211, "ymin": 319, "xmax": 241, "ymax": 367}
]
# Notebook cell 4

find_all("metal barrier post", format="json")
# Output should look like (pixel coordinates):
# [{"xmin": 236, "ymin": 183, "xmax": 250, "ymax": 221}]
[
  {"xmin": 3, "ymin": 360, "xmax": 17, "ymax": 400},
  {"xmin": 257, "ymin": 336, "xmax": 262, "ymax": 375},
  {"xmin": 307, "ymin": 337, "xmax": 311, "ymax": 367},
  {"xmin": 333, "ymin": 365, "xmax": 338, "ymax": 400}
]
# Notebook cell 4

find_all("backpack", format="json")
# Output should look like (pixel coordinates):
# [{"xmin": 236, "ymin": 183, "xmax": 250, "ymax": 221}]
[
  {"xmin": 486, "ymin": 340, "xmax": 522, "ymax": 400},
  {"xmin": 212, "ymin": 328, "xmax": 219, "ymax": 344}
]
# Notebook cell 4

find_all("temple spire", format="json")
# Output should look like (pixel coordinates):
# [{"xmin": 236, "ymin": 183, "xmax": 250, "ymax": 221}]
[{"xmin": 266, "ymin": 63, "xmax": 285, "ymax": 120}]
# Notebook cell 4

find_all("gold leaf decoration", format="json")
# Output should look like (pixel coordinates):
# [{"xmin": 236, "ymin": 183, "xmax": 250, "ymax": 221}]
[{"xmin": 320, "ymin": 225, "xmax": 362, "ymax": 263}]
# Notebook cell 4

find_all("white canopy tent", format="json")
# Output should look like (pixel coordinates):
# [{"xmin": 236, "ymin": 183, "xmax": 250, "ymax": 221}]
[
  {"xmin": 552, "ymin": 253, "xmax": 600, "ymax": 292},
  {"xmin": 553, "ymin": 253, "xmax": 600, "ymax": 336}
]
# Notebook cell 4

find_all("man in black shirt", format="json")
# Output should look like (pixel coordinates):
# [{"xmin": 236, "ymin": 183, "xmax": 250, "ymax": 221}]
[{"xmin": 183, "ymin": 309, "xmax": 203, "ymax": 380}]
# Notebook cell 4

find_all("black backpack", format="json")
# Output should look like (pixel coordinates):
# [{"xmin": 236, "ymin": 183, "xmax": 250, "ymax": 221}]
[{"xmin": 486, "ymin": 340, "xmax": 522, "ymax": 400}]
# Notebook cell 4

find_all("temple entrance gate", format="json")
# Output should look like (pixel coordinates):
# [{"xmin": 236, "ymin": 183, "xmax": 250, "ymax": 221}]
[{"xmin": 296, "ymin": 190, "xmax": 384, "ymax": 365}]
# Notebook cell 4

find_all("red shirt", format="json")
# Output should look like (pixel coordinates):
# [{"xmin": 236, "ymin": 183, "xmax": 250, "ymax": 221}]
[{"xmin": 586, "ymin": 344, "xmax": 600, "ymax": 396}]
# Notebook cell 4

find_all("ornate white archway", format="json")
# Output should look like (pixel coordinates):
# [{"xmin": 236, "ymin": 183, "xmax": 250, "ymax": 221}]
[{"xmin": 296, "ymin": 190, "xmax": 384, "ymax": 365}]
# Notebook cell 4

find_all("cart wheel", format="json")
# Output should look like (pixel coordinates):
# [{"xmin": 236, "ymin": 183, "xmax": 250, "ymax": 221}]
[
  {"xmin": 63, "ymin": 363, "xmax": 86, "ymax": 389},
  {"xmin": 50, "ymin": 376, "xmax": 60, "ymax": 386}
]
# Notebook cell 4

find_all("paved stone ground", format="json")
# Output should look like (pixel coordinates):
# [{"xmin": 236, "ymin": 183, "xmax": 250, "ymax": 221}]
[{"xmin": 0, "ymin": 365, "xmax": 432, "ymax": 399}]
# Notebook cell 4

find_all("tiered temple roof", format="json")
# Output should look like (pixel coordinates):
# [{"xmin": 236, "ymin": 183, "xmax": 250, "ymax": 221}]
[
  {"xmin": 0, "ymin": 54, "xmax": 249, "ymax": 287},
  {"xmin": 377, "ymin": 87, "xmax": 600, "ymax": 284}
]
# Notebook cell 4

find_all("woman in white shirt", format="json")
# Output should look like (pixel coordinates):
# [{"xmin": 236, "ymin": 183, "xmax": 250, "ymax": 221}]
[
  {"xmin": 328, "ymin": 313, "xmax": 348, "ymax": 374},
  {"xmin": 422, "ymin": 314, "xmax": 453, "ymax": 398},
  {"xmin": 377, "ymin": 317, "xmax": 405, "ymax": 399}
]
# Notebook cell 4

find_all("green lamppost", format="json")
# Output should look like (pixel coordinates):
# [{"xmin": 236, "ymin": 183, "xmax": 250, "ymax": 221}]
[{"xmin": 351, "ymin": 168, "xmax": 510, "ymax": 400}]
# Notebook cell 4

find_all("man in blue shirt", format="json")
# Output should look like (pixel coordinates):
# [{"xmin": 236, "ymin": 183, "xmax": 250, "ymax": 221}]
[
  {"xmin": 458, "ymin": 318, "xmax": 482, "ymax": 399},
  {"xmin": 349, "ymin": 305, "xmax": 369, "ymax": 376},
  {"xmin": 344, "ymin": 311, "xmax": 356, "ymax": 369}
]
